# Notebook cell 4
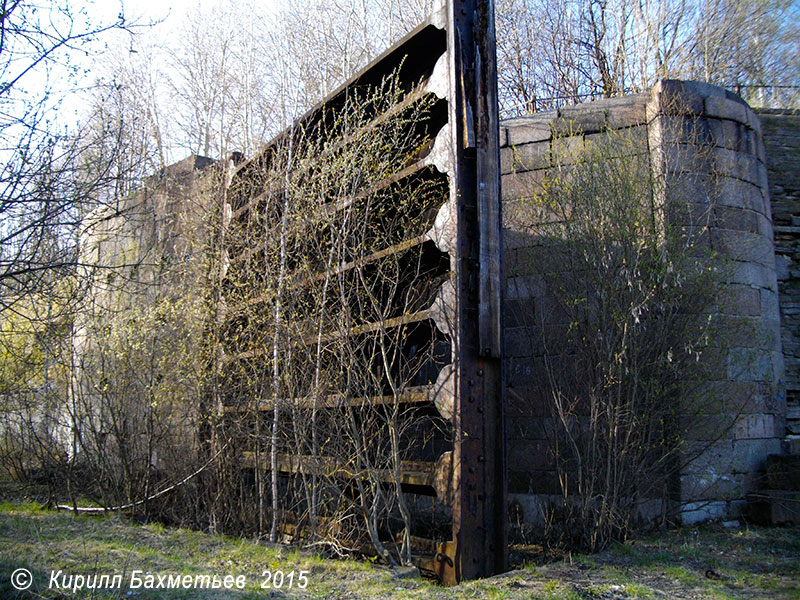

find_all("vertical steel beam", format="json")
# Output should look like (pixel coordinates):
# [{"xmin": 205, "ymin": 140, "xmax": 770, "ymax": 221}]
[{"xmin": 445, "ymin": 0, "xmax": 506, "ymax": 582}]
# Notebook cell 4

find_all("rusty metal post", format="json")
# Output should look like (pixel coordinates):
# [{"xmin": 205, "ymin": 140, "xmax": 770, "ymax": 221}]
[{"xmin": 445, "ymin": 0, "xmax": 507, "ymax": 582}]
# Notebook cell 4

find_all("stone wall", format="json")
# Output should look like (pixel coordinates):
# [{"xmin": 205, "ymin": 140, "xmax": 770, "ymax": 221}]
[
  {"xmin": 500, "ymin": 80, "xmax": 786, "ymax": 528},
  {"xmin": 758, "ymin": 110, "xmax": 800, "ymax": 447}
]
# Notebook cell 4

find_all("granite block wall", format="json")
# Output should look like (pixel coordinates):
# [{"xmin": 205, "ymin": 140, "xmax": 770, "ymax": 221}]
[
  {"xmin": 757, "ymin": 110, "xmax": 800, "ymax": 445},
  {"xmin": 500, "ymin": 80, "xmax": 786, "ymax": 527}
]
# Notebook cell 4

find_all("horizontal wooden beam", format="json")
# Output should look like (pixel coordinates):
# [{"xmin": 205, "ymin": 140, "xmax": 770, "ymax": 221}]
[
  {"xmin": 228, "ymin": 233, "xmax": 432, "ymax": 312},
  {"xmin": 227, "ymin": 308, "xmax": 435, "ymax": 361},
  {"xmin": 222, "ymin": 384, "xmax": 439, "ymax": 413},
  {"xmin": 241, "ymin": 452, "xmax": 440, "ymax": 490}
]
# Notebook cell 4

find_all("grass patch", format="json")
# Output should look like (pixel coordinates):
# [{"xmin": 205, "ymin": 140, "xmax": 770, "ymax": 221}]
[
  {"xmin": 663, "ymin": 564, "xmax": 699, "ymax": 584},
  {"xmin": 1, "ymin": 494, "xmax": 799, "ymax": 599},
  {"xmin": 623, "ymin": 581, "xmax": 656, "ymax": 598}
]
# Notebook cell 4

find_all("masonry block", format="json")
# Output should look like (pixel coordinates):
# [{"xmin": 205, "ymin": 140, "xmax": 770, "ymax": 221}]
[
  {"xmin": 731, "ymin": 438, "xmax": 783, "ymax": 472},
  {"xmin": 756, "ymin": 136, "xmax": 766, "ymax": 163},
  {"xmin": 536, "ymin": 294, "xmax": 570, "ymax": 325},
  {"xmin": 740, "ymin": 125, "xmax": 758, "ymax": 157},
  {"xmin": 503, "ymin": 194, "xmax": 556, "ymax": 230},
  {"xmin": 724, "ymin": 90, "xmax": 749, "ymax": 107},
  {"xmin": 712, "ymin": 147, "xmax": 760, "ymax": 183},
  {"xmin": 506, "ymin": 385, "xmax": 551, "ymax": 417},
  {"xmin": 770, "ymin": 350, "xmax": 786, "ymax": 386},
  {"xmin": 728, "ymin": 347, "xmax": 774, "ymax": 382},
  {"xmin": 681, "ymin": 473, "xmax": 745, "ymax": 502},
  {"xmin": 667, "ymin": 200, "xmax": 713, "ymax": 227},
  {"xmin": 505, "ymin": 116, "xmax": 552, "ymax": 145},
  {"xmin": 745, "ymin": 105, "xmax": 764, "ymax": 134},
  {"xmin": 508, "ymin": 416, "xmax": 553, "ymax": 442},
  {"xmin": 729, "ymin": 261, "xmax": 778, "ymax": 291},
  {"xmin": 680, "ymin": 500, "xmax": 729, "ymax": 525},
  {"xmin": 551, "ymin": 135, "xmax": 584, "ymax": 163},
  {"xmin": 687, "ymin": 438, "xmax": 782, "ymax": 478},
  {"xmin": 718, "ymin": 285, "xmax": 761, "ymax": 316},
  {"xmin": 706, "ymin": 117, "xmax": 728, "ymax": 149},
  {"xmin": 755, "ymin": 212, "xmax": 774, "ymax": 238},
  {"xmin": 766, "ymin": 455, "xmax": 800, "ymax": 490},
  {"xmin": 509, "ymin": 470, "xmax": 563, "ymax": 495},
  {"xmin": 711, "ymin": 205, "xmax": 759, "ymax": 234},
  {"xmin": 499, "ymin": 126, "xmax": 510, "ymax": 148},
  {"xmin": 650, "ymin": 82, "xmax": 705, "ymax": 118},
  {"xmin": 506, "ymin": 274, "xmax": 545, "ymax": 301},
  {"xmin": 748, "ymin": 490, "xmax": 800, "ymax": 525},
  {"xmin": 661, "ymin": 115, "xmax": 714, "ymax": 145},
  {"xmin": 734, "ymin": 414, "xmax": 781, "ymax": 440},
  {"xmin": 722, "ymin": 317, "xmax": 782, "ymax": 351},
  {"xmin": 508, "ymin": 439, "xmax": 552, "ymax": 472},
  {"xmin": 504, "ymin": 299, "xmax": 535, "ymax": 328},
  {"xmin": 662, "ymin": 143, "xmax": 714, "ymax": 175},
  {"xmin": 505, "ymin": 356, "xmax": 541, "ymax": 387},
  {"xmin": 788, "ymin": 407, "xmax": 800, "ymax": 436},
  {"xmin": 505, "ymin": 245, "xmax": 559, "ymax": 278},
  {"xmin": 652, "ymin": 79, "xmax": 685, "ymax": 97},
  {"xmin": 680, "ymin": 414, "xmax": 737, "ymax": 441},
  {"xmin": 507, "ymin": 493, "xmax": 548, "ymax": 526},
  {"xmin": 665, "ymin": 172, "xmax": 715, "ymax": 205},
  {"xmin": 585, "ymin": 125, "xmax": 648, "ymax": 156},
  {"xmin": 554, "ymin": 105, "xmax": 608, "ymax": 135},
  {"xmin": 721, "ymin": 381, "xmax": 769, "ymax": 413},
  {"xmin": 604, "ymin": 95, "xmax": 648, "ymax": 127},
  {"xmin": 690, "ymin": 380, "xmax": 783, "ymax": 422},
  {"xmin": 716, "ymin": 177, "xmax": 766, "ymax": 213},
  {"xmin": 682, "ymin": 80, "xmax": 728, "ymax": 99},
  {"xmin": 710, "ymin": 229, "xmax": 775, "ymax": 266},
  {"xmin": 760, "ymin": 288, "xmax": 781, "ymax": 321},
  {"xmin": 502, "ymin": 170, "xmax": 542, "ymax": 200},
  {"xmin": 501, "ymin": 142, "xmax": 550, "ymax": 173},
  {"xmin": 678, "ymin": 224, "xmax": 712, "ymax": 251},
  {"xmin": 705, "ymin": 96, "xmax": 749, "ymax": 124},
  {"xmin": 499, "ymin": 146, "xmax": 512, "ymax": 172},
  {"xmin": 756, "ymin": 163, "xmax": 770, "ymax": 193},
  {"xmin": 505, "ymin": 326, "xmax": 539, "ymax": 357},
  {"xmin": 503, "ymin": 228, "xmax": 533, "ymax": 251}
]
